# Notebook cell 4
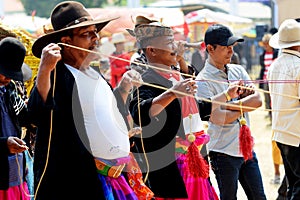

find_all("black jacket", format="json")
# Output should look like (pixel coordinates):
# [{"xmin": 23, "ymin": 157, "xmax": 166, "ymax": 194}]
[
  {"xmin": 129, "ymin": 68, "xmax": 212, "ymax": 198},
  {"xmin": 0, "ymin": 81, "xmax": 29, "ymax": 190},
  {"xmin": 28, "ymin": 62, "xmax": 105, "ymax": 200}
]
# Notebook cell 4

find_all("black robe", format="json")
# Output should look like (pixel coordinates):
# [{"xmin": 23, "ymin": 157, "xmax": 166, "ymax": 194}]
[
  {"xmin": 129, "ymin": 68, "xmax": 212, "ymax": 198},
  {"xmin": 28, "ymin": 61, "xmax": 105, "ymax": 200}
]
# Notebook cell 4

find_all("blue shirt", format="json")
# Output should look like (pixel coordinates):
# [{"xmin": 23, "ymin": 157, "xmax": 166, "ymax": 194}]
[
  {"xmin": 0, "ymin": 86, "xmax": 23, "ymax": 186},
  {"xmin": 196, "ymin": 61, "xmax": 251, "ymax": 157}
]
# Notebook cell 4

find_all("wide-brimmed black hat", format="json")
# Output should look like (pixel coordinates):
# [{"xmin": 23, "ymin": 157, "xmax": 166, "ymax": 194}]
[
  {"xmin": 32, "ymin": 1, "xmax": 117, "ymax": 58},
  {"xmin": 0, "ymin": 37, "xmax": 26, "ymax": 81}
]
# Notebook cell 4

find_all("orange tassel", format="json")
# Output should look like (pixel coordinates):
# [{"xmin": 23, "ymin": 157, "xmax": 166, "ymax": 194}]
[{"xmin": 186, "ymin": 141, "xmax": 209, "ymax": 178}]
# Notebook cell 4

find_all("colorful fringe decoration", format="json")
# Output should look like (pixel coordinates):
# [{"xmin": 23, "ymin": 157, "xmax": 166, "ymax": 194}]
[
  {"xmin": 186, "ymin": 134, "xmax": 209, "ymax": 178},
  {"xmin": 126, "ymin": 153, "xmax": 154, "ymax": 200},
  {"xmin": 239, "ymin": 101, "xmax": 254, "ymax": 161}
]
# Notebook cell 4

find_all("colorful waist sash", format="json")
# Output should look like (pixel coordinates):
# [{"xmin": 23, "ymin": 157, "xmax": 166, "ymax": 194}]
[
  {"xmin": 175, "ymin": 131, "xmax": 208, "ymax": 154},
  {"xmin": 95, "ymin": 159, "xmax": 126, "ymax": 178}
]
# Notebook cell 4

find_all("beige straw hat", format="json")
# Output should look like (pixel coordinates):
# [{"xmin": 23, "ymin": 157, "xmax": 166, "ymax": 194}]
[{"xmin": 269, "ymin": 19, "xmax": 300, "ymax": 49}]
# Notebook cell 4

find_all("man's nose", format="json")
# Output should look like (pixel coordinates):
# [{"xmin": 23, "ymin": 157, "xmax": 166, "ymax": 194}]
[{"xmin": 228, "ymin": 45, "xmax": 234, "ymax": 53}]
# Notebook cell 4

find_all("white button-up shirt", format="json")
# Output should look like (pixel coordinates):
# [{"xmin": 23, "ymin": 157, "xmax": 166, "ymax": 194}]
[{"xmin": 267, "ymin": 49, "xmax": 300, "ymax": 147}]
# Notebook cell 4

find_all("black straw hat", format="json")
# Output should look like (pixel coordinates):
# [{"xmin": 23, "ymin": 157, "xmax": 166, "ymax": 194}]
[
  {"xmin": 32, "ymin": 1, "xmax": 117, "ymax": 58},
  {"xmin": 0, "ymin": 37, "xmax": 26, "ymax": 81}
]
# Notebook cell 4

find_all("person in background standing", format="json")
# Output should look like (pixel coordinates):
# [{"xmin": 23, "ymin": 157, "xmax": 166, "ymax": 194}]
[
  {"xmin": 258, "ymin": 33, "xmax": 279, "ymax": 122},
  {"xmin": 110, "ymin": 32, "xmax": 131, "ymax": 88},
  {"xmin": 267, "ymin": 18, "xmax": 300, "ymax": 200},
  {"xmin": 258, "ymin": 32, "xmax": 284, "ymax": 191},
  {"xmin": 0, "ymin": 37, "xmax": 30, "ymax": 200},
  {"xmin": 231, "ymin": 51, "xmax": 241, "ymax": 65},
  {"xmin": 191, "ymin": 40, "xmax": 207, "ymax": 74}
]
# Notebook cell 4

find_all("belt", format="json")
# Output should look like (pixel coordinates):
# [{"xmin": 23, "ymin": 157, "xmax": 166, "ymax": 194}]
[{"xmin": 95, "ymin": 159, "xmax": 125, "ymax": 178}]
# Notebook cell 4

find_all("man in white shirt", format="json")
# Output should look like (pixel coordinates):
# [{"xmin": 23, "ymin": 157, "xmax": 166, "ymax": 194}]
[{"xmin": 267, "ymin": 18, "xmax": 300, "ymax": 199}]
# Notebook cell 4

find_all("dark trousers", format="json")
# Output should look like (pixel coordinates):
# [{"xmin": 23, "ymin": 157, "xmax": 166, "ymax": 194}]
[
  {"xmin": 277, "ymin": 142, "xmax": 300, "ymax": 200},
  {"xmin": 263, "ymin": 83, "xmax": 272, "ymax": 118},
  {"xmin": 277, "ymin": 175, "xmax": 288, "ymax": 200},
  {"xmin": 209, "ymin": 151, "xmax": 266, "ymax": 200}
]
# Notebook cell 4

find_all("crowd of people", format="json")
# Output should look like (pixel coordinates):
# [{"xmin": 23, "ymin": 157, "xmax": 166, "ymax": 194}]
[{"xmin": 0, "ymin": 1, "xmax": 299, "ymax": 200}]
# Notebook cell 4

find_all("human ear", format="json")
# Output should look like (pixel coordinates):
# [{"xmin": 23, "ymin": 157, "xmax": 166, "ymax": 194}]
[
  {"xmin": 61, "ymin": 36, "xmax": 71, "ymax": 45},
  {"xmin": 147, "ymin": 46, "xmax": 156, "ymax": 56},
  {"xmin": 207, "ymin": 44, "xmax": 215, "ymax": 53}
]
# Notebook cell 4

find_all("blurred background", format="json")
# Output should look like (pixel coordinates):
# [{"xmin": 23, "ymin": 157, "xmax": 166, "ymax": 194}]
[
  {"xmin": 0, "ymin": 1, "xmax": 293, "ymax": 199},
  {"xmin": 0, "ymin": 0, "xmax": 296, "ymax": 76}
]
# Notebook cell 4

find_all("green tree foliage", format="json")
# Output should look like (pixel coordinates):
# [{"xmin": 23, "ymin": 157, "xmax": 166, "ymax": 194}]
[{"xmin": 21, "ymin": 0, "xmax": 108, "ymax": 18}]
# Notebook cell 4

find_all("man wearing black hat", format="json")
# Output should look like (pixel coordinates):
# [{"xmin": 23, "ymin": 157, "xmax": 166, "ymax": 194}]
[
  {"xmin": 196, "ymin": 24, "xmax": 266, "ymax": 200},
  {"xmin": 0, "ymin": 37, "xmax": 31, "ymax": 199},
  {"xmin": 28, "ymin": 1, "xmax": 143, "ymax": 200}
]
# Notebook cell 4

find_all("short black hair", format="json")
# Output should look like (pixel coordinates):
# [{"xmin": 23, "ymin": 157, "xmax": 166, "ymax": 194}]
[{"xmin": 269, "ymin": 27, "xmax": 278, "ymax": 35}]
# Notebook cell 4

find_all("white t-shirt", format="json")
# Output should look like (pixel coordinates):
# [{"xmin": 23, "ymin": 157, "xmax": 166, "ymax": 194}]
[{"xmin": 66, "ymin": 65, "xmax": 130, "ymax": 159}]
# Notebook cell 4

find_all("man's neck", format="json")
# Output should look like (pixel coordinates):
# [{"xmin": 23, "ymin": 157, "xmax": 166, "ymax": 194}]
[
  {"xmin": 207, "ymin": 58, "xmax": 227, "ymax": 72},
  {"xmin": 148, "ymin": 62, "xmax": 172, "ymax": 73}
]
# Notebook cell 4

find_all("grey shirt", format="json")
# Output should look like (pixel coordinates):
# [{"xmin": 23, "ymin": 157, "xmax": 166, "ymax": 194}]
[{"xmin": 196, "ymin": 61, "xmax": 251, "ymax": 157}]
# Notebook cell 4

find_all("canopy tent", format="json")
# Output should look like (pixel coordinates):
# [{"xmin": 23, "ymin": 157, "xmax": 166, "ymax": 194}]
[
  {"xmin": 39, "ymin": 7, "xmax": 187, "ymax": 43},
  {"xmin": 88, "ymin": 7, "xmax": 186, "ymax": 37},
  {"xmin": 185, "ymin": 8, "xmax": 253, "ymax": 25},
  {"xmin": 185, "ymin": 9, "xmax": 254, "ymax": 42},
  {"xmin": 1, "ymin": 13, "xmax": 48, "ymax": 34}
]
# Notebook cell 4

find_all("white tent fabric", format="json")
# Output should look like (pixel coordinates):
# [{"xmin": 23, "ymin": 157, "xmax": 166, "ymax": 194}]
[
  {"xmin": 185, "ymin": 8, "xmax": 253, "ymax": 25},
  {"xmin": 1, "ymin": 13, "xmax": 48, "ymax": 33},
  {"xmin": 90, "ymin": 7, "xmax": 185, "ymax": 34}
]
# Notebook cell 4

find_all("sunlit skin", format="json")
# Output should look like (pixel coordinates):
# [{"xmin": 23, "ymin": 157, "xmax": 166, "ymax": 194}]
[
  {"xmin": 0, "ymin": 74, "xmax": 11, "ymax": 86},
  {"xmin": 146, "ymin": 35, "xmax": 178, "ymax": 69},
  {"xmin": 262, "ymin": 41, "xmax": 273, "ymax": 53},
  {"xmin": 207, "ymin": 43, "xmax": 237, "ymax": 70},
  {"xmin": 36, "ymin": 25, "xmax": 100, "ymax": 102},
  {"xmin": 61, "ymin": 25, "xmax": 100, "ymax": 70}
]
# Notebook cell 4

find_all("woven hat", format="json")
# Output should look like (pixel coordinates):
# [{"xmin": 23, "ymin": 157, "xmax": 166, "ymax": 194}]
[
  {"xmin": 269, "ymin": 19, "xmax": 300, "ymax": 49},
  {"xmin": 0, "ymin": 37, "xmax": 26, "ymax": 81},
  {"xmin": 32, "ymin": 1, "xmax": 117, "ymax": 58},
  {"xmin": 111, "ymin": 32, "xmax": 126, "ymax": 44},
  {"xmin": 134, "ymin": 23, "xmax": 173, "ymax": 43},
  {"xmin": 126, "ymin": 15, "xmax": 159, "ymax": 37}
]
